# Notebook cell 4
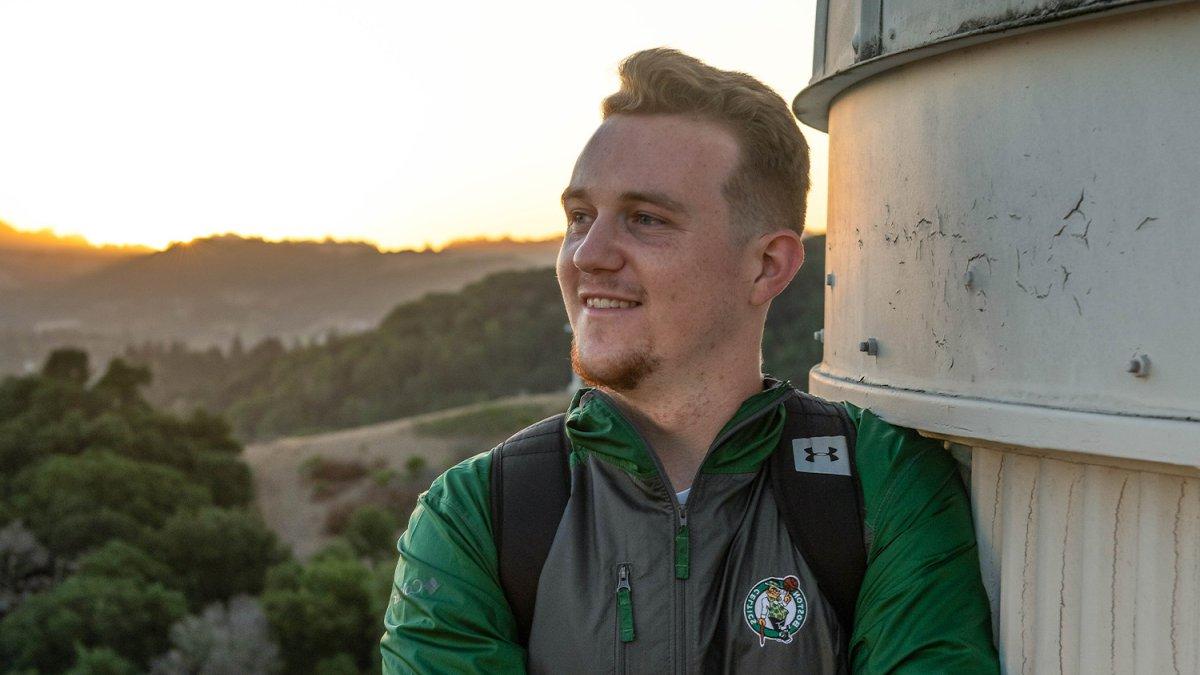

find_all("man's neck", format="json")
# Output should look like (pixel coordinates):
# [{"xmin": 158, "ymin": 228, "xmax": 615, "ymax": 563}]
[{"xmin": 599, "ymin": 359, "xmax": 765, "ymax": 494}]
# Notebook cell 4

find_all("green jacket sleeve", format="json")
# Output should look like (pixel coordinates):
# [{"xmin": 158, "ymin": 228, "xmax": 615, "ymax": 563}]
[
  {"xmin": 380, "ymin": 451, "xmax": 525, "ymax": 674},
  {"xmin": 845, "ymin": 404, "xmax": 999, "ymax": 674}
]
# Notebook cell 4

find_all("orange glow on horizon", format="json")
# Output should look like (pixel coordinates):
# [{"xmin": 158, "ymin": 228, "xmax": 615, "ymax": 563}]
[
  {"xmin": 3, "ymin": 216, "xmax": 823, "ymax": 254},
  {"xmin": 0, "ymin": 0, "xmax": 826, "ymax": 256}
]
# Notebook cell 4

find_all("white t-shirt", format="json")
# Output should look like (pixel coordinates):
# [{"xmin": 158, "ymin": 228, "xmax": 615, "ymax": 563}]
[{"xmin": 676, "ymin": 486, "xmax": 691, "ymax": 505}]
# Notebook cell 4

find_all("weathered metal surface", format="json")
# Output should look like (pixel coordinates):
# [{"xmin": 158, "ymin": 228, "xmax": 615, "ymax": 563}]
[
  {"xmin": 808, "ymin": 3, "xmax": 1200, "ymax": 464},
  {"xmin": 797, "ymin": 0, "xmax": 1186, "ymax": 130},
  {"xmin": 967, "ymin": 445, "xmax": 1200, "ymax": 674},
  {"xmin": 821, "ymin": 0, "xmax": 862, "ymax": 79}
]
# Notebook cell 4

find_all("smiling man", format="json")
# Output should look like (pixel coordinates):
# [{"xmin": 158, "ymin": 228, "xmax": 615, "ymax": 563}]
[{"xmin": 381, "ymin": 49, "xmax": 998, "ymax": 673}]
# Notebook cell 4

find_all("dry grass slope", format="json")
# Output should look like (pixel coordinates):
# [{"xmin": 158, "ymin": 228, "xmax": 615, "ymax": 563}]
[{"xmin": 243, "ymin": 390, "xmax": 574, "ymax": 559}]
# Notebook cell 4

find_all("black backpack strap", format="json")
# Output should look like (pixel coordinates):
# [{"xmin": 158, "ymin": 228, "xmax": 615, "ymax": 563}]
[
  {"xmin": 489, "ymin": 413, "xmax": 571, "ymax": 646},
  {"xmin": 769, "ymin": 389, "xmax": 867, "ymax": 649}
]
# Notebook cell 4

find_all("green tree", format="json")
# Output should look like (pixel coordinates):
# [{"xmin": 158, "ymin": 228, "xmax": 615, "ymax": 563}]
[
  {"xmin": 342, "ymin": 506, "xmax": 400, "ymax": 563},
  {"xmin": 190, "ymin": 450, "xmax": 254, "ymax": 507},
  {"xmin": 41, "ymin": 348, "xmax": 91, "ymax": 386},
  {"xmin": 65, "ymin": 645, "xmax": 140, "ymax": 675},
  {"xmin": 11, "ymin": 451, "xmax": 209, "ymax": 556},
  {"xmin": 74, "ymin": 539, "xmax": 173, "ymax": 587},
  {"xmin": 152, "ymin": 507, "xmax": 288, "ymax": 609},
  {"xmin": 0, "ymin": 575, "xmax": 186, "ymax": 672},
  {"xmin": 262, "ymin": 544, "xmax": 376, "ymax": 673},
  {"xmin": 93, "ymin": 358, "xmax": 152, "ymax": 409}
]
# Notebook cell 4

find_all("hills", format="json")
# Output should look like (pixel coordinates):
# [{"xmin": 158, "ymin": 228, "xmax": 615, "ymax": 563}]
[
  {"xmin": 0, "ymin": 230, "xmax": 561, "ymax": 376},
  {"xmin": 0, "ymin": 219, "xmax": 151, "ymax": 290},
  {"xmin": 126, "ymin": 265, "xmax": 574, "ymax": 440}
]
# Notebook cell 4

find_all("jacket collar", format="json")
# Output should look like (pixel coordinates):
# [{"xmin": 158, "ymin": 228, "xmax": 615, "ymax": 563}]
[{"xmin": 564, "ymin": 375, "xmax": 794, "ymax": 479}]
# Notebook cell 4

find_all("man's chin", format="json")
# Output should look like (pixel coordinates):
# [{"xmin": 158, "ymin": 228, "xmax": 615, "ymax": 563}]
[{"xmin": 570, "ymin": 341, "xmax": 661, "ymax": 392}]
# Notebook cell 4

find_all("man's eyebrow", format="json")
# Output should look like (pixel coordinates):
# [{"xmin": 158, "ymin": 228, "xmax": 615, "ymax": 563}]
[
  {"xmin": 560, "ymin": 187, "xmax": 689, "ymax": 215},
  {"xmin": 620, "ymin": 191, "xmax": 689, "ymax": 215},
  {"xmin": 561, "ymin": 186, "xmax": 587, "ymax": 207}
]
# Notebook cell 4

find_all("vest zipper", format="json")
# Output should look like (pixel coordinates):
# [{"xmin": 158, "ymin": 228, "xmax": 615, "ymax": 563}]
[
  {"xmin": 616, "ymin": 562, "xmax": 635, "ymax": 642},
  {"xmin": 616, "ymin": 562, "xmax": 635, "ymax": 674},
  {"xmin": 674, "ymin": 508, "xmax": 689, "ymax": 579}
]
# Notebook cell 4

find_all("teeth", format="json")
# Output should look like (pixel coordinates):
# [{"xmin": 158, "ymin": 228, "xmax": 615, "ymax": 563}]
[{"xmin": 586, "ymin": 297, "xmax": 639, "ymax": 309}]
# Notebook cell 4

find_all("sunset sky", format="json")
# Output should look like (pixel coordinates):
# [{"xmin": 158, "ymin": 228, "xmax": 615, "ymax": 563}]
[{"xmin": 0, "ymin": 0, "xmax": 826, "ymax": 252}]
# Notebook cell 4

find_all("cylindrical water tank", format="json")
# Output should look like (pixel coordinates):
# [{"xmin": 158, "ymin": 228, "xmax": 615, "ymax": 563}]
[{"xmin": 794, "ymin": 1, "xmax": 1200, "ymax": 672}]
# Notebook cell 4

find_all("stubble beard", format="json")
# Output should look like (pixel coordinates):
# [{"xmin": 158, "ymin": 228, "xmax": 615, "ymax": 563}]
[{"xmin": 570, "ymin": 335, "xmax": 662, "ymax": 392}]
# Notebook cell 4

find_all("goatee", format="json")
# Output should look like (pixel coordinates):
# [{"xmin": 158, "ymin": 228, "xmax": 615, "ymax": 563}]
[{"xmin": 569, "ymin": 336, "xmax": 661, "ymax": 392}]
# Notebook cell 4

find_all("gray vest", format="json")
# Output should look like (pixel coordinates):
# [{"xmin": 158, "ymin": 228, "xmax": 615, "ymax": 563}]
[{"xmin": 526, "ymin": 392, "xmax": 846, "ymax": 674}]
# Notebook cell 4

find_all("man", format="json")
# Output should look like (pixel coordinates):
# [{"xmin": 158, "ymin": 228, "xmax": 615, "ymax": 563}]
[{"xmin": 381, "ymin": 48, "xmax": 998, "ymax": 673}]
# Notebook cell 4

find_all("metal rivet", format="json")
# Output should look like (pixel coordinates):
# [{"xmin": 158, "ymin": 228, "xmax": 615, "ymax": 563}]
[
  {"xmin": 1127, "ymin": 354, "xmax": 1150, "ymax": 378},
  {"xmin": 825, "ymin": 273, "xmax": 836, "ymax": 287},
  {"xmin": 814, "ymin": 329, "xmax": 824, "ymax": 343},
  {"xmin": 858, "ymin": 338, "xmax": 878, "ymax": 356}
]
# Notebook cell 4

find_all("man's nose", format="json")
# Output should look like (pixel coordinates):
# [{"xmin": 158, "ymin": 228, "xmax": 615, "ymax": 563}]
[{"xmin": 572, "ymin": 212, "xmax": 624, "ymax": 273}]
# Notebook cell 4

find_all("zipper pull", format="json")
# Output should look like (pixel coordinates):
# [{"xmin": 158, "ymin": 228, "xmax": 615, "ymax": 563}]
[
  {"xmin": 674, "ymin": 507, "xmax": 690, "ymax": 580},
  {"xmin": 616, "ymin": 563, "xmax": 635, "ymax": 642}
]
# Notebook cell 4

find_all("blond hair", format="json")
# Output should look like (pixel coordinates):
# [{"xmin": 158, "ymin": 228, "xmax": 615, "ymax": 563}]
[{"xmin": 601, "ymin": 48, "xmax": 810, "ymax": 244}]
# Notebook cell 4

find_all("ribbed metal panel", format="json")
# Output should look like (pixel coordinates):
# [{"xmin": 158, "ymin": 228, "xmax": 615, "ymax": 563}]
[{"xmin": 969, "ymin": 446, "xmax": 1200, "ymax": 674}]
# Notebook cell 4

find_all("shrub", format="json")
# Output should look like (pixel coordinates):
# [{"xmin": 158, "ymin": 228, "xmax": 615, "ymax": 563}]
[
  {"xmin": 149, "ymin": 595, "xmax": 281, "ymax": 675},
  {"xmin": 65, "ymin": 645, "xmax": 139, "ymax": 675},
  {"xmin": 190, "ymin": 450, "xmax": 254, "ymax": 507},
  {"xmin": 313, "ymin": 653, "xmax": 358, "ymax": 675},
  {"xmin": 262, "ymin": 550, "xmax": 376, "ymax": 672},
  {"xmin": 74, "ymin": 540, "xmax": 173, "ymax": 587},
  {"xmin": 11, "ymin": 451, "xmax": 209, "ymax": 556},
  {"xmin": 305, "ymin": 457, "xmax": 368, "ymax": 483},
  {"xmin": 404, "ymin": 455, "xmax": 427, "ymax": 479},
  {"xmin": 342, "ymin": 506, "xmax": 400, "ymax": 562},
  {"xmin": 322, "ymin": 500, "xmax": 358, "ymax": 537},
  {"xmin": 371, "ymin": 466, "xmax": 396, "ymax": 487},
  {"xmin": 0, "ymin": 575, "xmax": 186, "ymax": 672},
  {"xmin": 152, "ymin": 507, "xmax": 288, "ymax": 609}
]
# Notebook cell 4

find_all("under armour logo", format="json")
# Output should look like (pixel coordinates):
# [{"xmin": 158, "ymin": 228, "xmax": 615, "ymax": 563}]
[
  {"xmin": 803, "ymin": 446, "xmax": 839, "ymax": 462},
  {"xmin": 792, "ymin": 436, "xmax": 851, "ymax": 476}
]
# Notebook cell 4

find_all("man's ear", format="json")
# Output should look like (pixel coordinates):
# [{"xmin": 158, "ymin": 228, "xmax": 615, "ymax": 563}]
[{"xmin": 749, "ymin": 229, "xmax": 805, "ymax": 307}]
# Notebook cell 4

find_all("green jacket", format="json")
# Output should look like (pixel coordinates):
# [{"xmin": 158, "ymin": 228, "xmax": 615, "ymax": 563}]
[{"xmin": 381, "ymin": 380, "xmax": 998, "ymax": 673}]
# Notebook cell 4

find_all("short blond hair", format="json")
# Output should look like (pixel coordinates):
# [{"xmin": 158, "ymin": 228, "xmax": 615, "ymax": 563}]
[{"xmin": 602, "ymin": 48, "xmax": 810, "ymax": 244}]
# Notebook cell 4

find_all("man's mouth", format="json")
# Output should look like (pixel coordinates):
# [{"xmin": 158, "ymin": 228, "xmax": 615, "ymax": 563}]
[{"xmin": 584, "ymin": 297, "xmax": 642, "ymax": 309}]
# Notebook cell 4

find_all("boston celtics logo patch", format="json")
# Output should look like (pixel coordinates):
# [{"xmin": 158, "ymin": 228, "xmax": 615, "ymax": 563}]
[{"xmin": 743, "ymin": 575, "xmax": 806, "ymax": 646}]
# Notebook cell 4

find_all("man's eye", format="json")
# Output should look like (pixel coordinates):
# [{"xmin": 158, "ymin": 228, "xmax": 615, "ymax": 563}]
[
  {"xmin": 632, "ymin": 213, "xmax": 665, "ymax": 227},
  {"xmin": 567, "ymin": 211, "xmax": 593, "ymax": 228}
]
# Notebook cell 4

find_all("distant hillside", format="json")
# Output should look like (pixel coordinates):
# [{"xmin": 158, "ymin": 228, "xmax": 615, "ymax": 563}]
[
  {"xmin": 121, "ymin": 235, "xmax": 827, "ymax": 442},
  {"xmin": 126, "ymin": 265, "xmax": 573, "ymax": 440},
  {"xmin": 0, "ymin": 233, "xmax": 561, "ymax": 376},
  {"xmin": 244, "ymin": 391, "xmax": 573, "ymax": 558},
  {"xmin": 0, "ymin": 219, "xmax": 151, "ymax": 291}
]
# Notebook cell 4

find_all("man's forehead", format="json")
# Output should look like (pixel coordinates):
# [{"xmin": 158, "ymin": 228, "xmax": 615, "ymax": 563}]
[{"xmin": 566, "ymin": 114, "xmax": 740, "ymax": 202}]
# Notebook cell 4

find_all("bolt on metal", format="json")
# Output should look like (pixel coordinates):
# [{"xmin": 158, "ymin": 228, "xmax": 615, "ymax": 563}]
[
  {"xmin": 858, "ymin": 337, "xmax": 878, "ymax": 356},
  {"xmin": 1127, "ymin": 354, "xmax": 1150, "ymax": 378},
  {"xmin": 825, "ymin": 273, "xmax": 836, "ymax": 287},
  {"xmin": 813, "ymin": 329, "xmax": 824, "ymax": 343}
]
